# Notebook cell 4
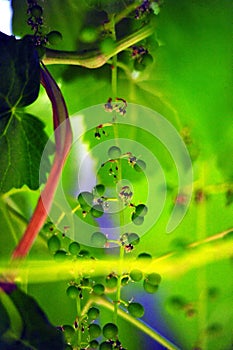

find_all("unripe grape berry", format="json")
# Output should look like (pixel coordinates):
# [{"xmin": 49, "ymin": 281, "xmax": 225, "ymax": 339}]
[
  {"xmin": 90, "ymin": 204, "xmax": 104, "ymax": 218},
  {"xmin": 78, "ymin": 191, "xmax": 94, "ymax": 210},
  {"xmin": 47, "ymin": 235, "xmax": 61, "ymax": 253},
  {"xmin": 131, "ymin": 212, "xmax": 144, "ymax": 225},
  {"xmin": 30, "ymin": 5, "xmax": 43, "ymax": 17},
  {"xmin": 87, "ymin": 307, "xmax": 100, "ymax": 320},
  {"xmin": 91, "ymin": 232, "xmax": 107, "ymax": 247},
  {"xmin": 121, "ymin": 276, "xmax": 129, "ymax": 286},
  {"xmin": 133, "ymin": 160, "xmax": 146, "ymax": 172},
  {"xmin": 89, "ymin": 339, "xmax": 99, "ymax": 348},
  {"xmin": 80, "ymin": 27, "xmax": 98, "ymax": 43},
  {"xmin": 93, "ymin": 184, "xmax": 105, "ymax": 196},
  {"xmin": 128, "ymin": 302, "xmax": 145, "ymax": 318},
  {"xmin": 47, "ymin": 30, "xmax": 63, "ymax": 45},
  {"xmin": 146, "ymin": 273, "xmax": 162, "ymax": 285},
  {"xmin": 137, "ymin": 252, "xmax": 152, "ymax": 262},
  {"xmin": 99, "ymin": 341, "xmax": 113, "ymax": 350},
  {"xmin": 54, "ymin": 249, "xmax": 67, "ymax": 262},
  {"xmin": 135, "ymin": 204, "xmax": 148, "ymax": 217},
  {"xmin": 128, "ymin": 233, "xmax": 140, "ymax": 245},
  {"xmin": 88, "ymin": 323, "xmax": 101, "ymax": 339},
  {"xmin": 105, "ymin": 275, "xmax": 118, "ymax": 289},
  {"xmin": 68, "ymin": 241, "xmax": 80, "ymax": 255},
  {"xmin": 143, "ymin": 280, "xmax": 159, "ymax": 294},
  {"xmin": 63, "ymin": 325, "xmax": 75, "ymax": 343},
  {"xmin": 100, "ymin": 37, "xmax": 115, "ymax": 55},
  {"xmin": 93, "ymin": 283, "xmax": 105, "ymax": 295},
  {"xmin": 133, "ymin": 59, "xmax": 146, "ymax": 71},
  {"xmin": 108, "ymin": 146, "xmax": 121, "ymax": 159},
  {"xmin": 141, "ymin": 53, "xmax": 154, "ymax": 66},
  {"xmin": 103, "ymin": 323, "xmax": 118, "ymax": 339},
  {"xmin": 130, "ymin": 269, "xmax": 143, "ymax": 282},
  {"xmin": 66, "ymin": 285, "xmax": 79, "ymax": 299}
]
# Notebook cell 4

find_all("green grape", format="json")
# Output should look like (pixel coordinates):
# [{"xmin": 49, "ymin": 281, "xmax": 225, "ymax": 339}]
[
  {"xmin": 47, "ymin": 235, "xmax": 61, "ymax": 253},
  {"xmin": 54, "ymin": 249, "xmax": 67, "ymax": 262},
  {"xmin": 108, "ymin": 146, "xmax": 121, "ymax": 159},
  {"xmin": 100, "ymin": 37, "xmax": 115, "ymax": 55},
  {"xmin": 89, "ymin": 339, "xmax": 99, "ymax": 348},
  {"xmin": 103, "ymin": 323, "xmax": 118, "ymax": 339},
  {"xmin": 131, "ymin": 212, "xmax": 144, "ymax": 225},
  {"xmin": 63, "ymin": 325, "xmax": 75, "ymax": 343},
  {"xmin": 135, "ymin": 204, "xmax": 148, "ymax": 217},
  {"xmin": 78, "ymin": 191, "xmax": 94, "ymax": 210},
  {"xmin": 87, "ymin": 307, "xmax": 100, "ymax": 320},
  {"xmin": 93, "ymin": 283, "xmax": 105, "ymax": 295},
  {"xmin": 99, "ymin": 341, "xmax": 113, "ymax": 350},
  {"xmin": 128, "ymin": 233, "xmax": 140, "ymax": 245},
  {"xmin": 133, "ymin": 59, "xmax": 146, "ymax": 72},
  {"xmin": 141, "ymin": 53, "xmax": 154, "ymax": 66},
  {"xmin": 80, "ymin": 27, "xmax": 98, "ymax": 43},
  {"xmin": 130, "ymin": 269, "xmax": 143, "ymax": 282},
  {"xmin": 127, "ymin": 302, "xmax": 145, "ymax": 318},
  {"xmin": 66, "ymin": 285, "xmax": 79, "ymax": 299},
  {"xmin": 121, "ymin": 276, "xmax": 129, "ymax": 286},
  {"xmin": 81, "ymin": 277, "xmax": 90, "ymax": 286},
  {"xmin": 137, "ymin": 252, "xmax": 152, "ymax": 262},
  {"xmin": 145, "ymin": 273, "xmax": 162, "ymax": 285},
  {"xmin": 105, "ymin": 275, "xmax": 118, "ymax": 289},
  {"xmin": 143, "ymin": 280, "xmax": 159, "ymax": 294},
  {"xmin": 133, "ymin": 160, "xmax": 146, "ymax": 172},
  {"xmin": 47, "ymin": 31, "xmax": 63, "ymax": 45},
  {"xmin": 88, "ymin": 323, "xmax": 101, "ymax": 339},
  {"xmin": 90, "ymin": 204, "xmax": 104, "ymax": 218},
  {"xmin": 68, "ymin": 241, "xmax": 80, "ymax": 255},
  {"xmin": 78, "ymin": 249, "xmax": 90, "ymax": 257},
  {"xmin": 91, "ymin": 232, "xmax": 107, "ymax": 247},
  {"xmin": 30, "ymin": 5, "xmax": 43, "ymax": 17},
  {"xmin": 93, "ymin": 184, "xmax": 105, "ymax": 196}
]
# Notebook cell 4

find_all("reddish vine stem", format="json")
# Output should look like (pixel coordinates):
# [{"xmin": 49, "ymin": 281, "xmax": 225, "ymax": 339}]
[{"xmin": 11, "ymin": 63, "xmax": 72, "ymax": 260}]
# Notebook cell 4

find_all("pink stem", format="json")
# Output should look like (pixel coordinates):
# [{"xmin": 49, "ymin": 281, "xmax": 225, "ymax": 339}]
[{"xmin": 12, "ymin": 64, "xmax": 72, "ymax": 260}]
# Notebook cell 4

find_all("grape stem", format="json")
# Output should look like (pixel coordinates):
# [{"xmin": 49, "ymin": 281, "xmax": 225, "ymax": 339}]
[
  {"xmin": 43, "ymin": 24, "xmax": 154, "ymax": 68},
  {"xmin": 11, "ymin": 63, "xmax": 72, "ymax": 260}
]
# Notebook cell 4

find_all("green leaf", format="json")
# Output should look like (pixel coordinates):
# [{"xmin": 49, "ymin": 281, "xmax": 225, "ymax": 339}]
[
  {"xmin": 0, "ymin": 285, "xmax": 65, "ymax": 350},
  {"xmin": 0, "ymin": 300, "xmax": 10, "ymax": 335},
  {"xmin": 0, "ymin": 32, "xmax": 49, "ymax": 193}
]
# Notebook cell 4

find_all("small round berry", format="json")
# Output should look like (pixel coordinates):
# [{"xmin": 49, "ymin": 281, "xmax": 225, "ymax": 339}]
[
  {"xmin": 89, "ymin": 339, "xmax": 99, "ymax": 349},
  {"xmin": 87, "ymin": 307, "xmax": 100, "ymax": 320},
  {"xmin": 90, "ymin": 204, "xmax": 104, "ymax": 218},
  {"xmin": 103, "ymin": 323, "xmax": 118, "ymax": 339},
  {"xmin": 47, "ymin": 235, "xmax": 61, "ymax": 253},
  {"xmin": 47, "ymin": 30, "xmax": 63, "ymax": 45},
  {"xmin": 80, "ymin": 27, "xmax": 98, "ymax": 43},
  {"xmin": 121, "ymin": 276, "xmax": 129, "ymax": 286},
  {"xmin": 100, "ymin": 37, "xmax": 115, "ymax": 55},
  {"xmin": 30, "ymin": 5, "xmax": 43, "ymax": 17},
  {"xmin": 66, "ymin": 285, "xmax": 79, "ymax": 299},
  {"xmin": 145, "ymin": 273, "xmax": 162, "ymax": 285},
  {"xmin": 105, "ymin": 275, "xmax": 118, "ymax": 289},
  {"xmin": 78, "ymin": 191, "xmax": 94, "ymax": 210},
  {"xmin": 137, "ymin": 252, "xmax": 152, "ymax": 262},
  {"xmin": 93, "ymin": 283, "xmax": 105, "ymax": 295},
  {"xmin": 62, "ymin": 325, "xmax": 75, "ymax": 343},
  {"xmin": 130, "ymin": 269, "xmax": 143, "ymax": 282},
  {"xmin": 143, "ymin": 280, "xmax": 159, "ymax": 294},
  {"xmin": 93, "ymin": 184, "xmax": 105, "ymax": 196},
  {"xmin": 68, "ymin": 241, "xmax": 80, "ymax": 255},
  {"xmin": 99, "ymin": 341, "xmax": 113, "ymax": 350},
  {"xmin": 88, "ymin": 323, "xmax": 101, "ymax": 339},
  {"xmin": 128, "ymin": 302, "xmax": 145, "ymax": 318},
  {"xmin": 133, "ymin": 59, "xmax": 146, "ymax": 72},
  {"xmin": 141, "ymin": 53, "xmax": 154, "ymax": 66},
  {"xmin": 128, "ymin": 233, "xmax": 140, "ymax": 245},
  {"xmin": 108, "ymin": 146, "xmax": 121, "ymax": 159},
  {"xmin": 135, "ymin": 204, "xmax": 148, "ymax": 217},
  {"xmin": 133, "ymin": 160, "xmax": 146, "ymax": 172},
  {"xmin": 54, "ymin": 249, "xmax": 67, "ymax": 262},
  {"xmin": 91, "ymin": 232, "xmax": 107, "ymax": 247},
  {"xmin": 131, "ymin": 213, "xmax": 144, "ymax": 225}
]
